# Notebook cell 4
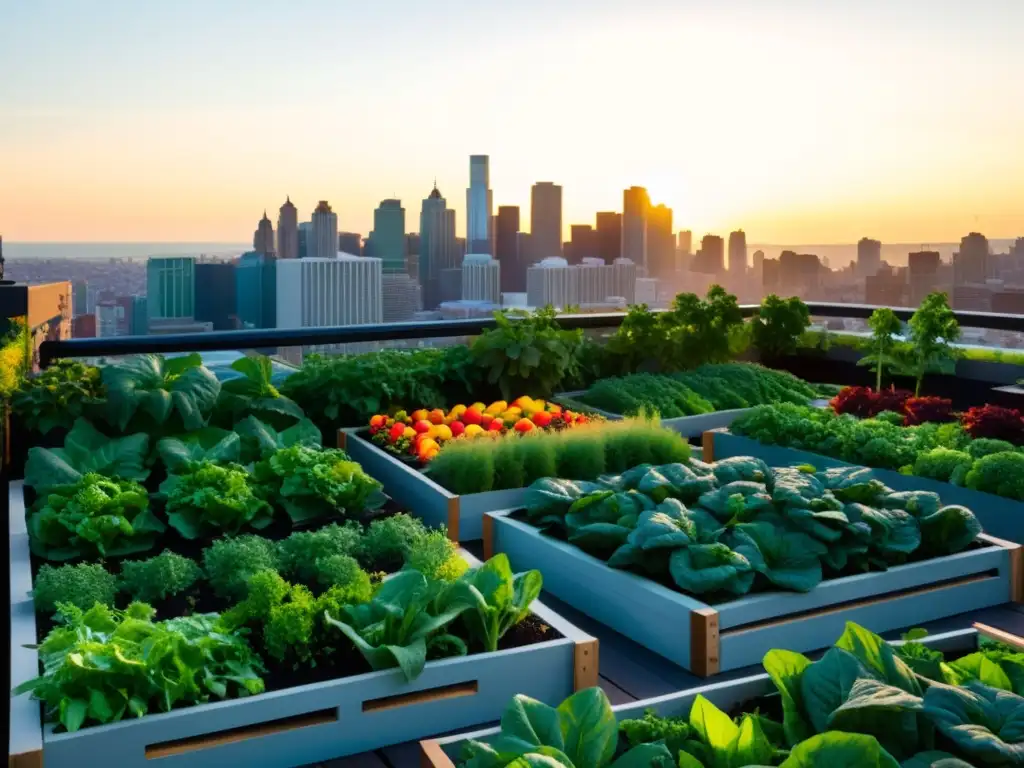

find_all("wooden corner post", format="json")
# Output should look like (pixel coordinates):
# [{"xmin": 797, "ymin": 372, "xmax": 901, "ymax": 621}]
[
  {"xmin": 701, "ymin": 431, "xmax": 715, "ymax": 463},
  {"xmin": 481, "ymin": 513, "xmax": 494, "ymax": 560},
  {"xmin": 336, "ymin": 428, "xmax": 347, "ymax": 450},
  {"xmin": 690, "ymin": 607, "xmax": 721, "ymax": 677},
  {"xmin": 446, "ymin": 496, "xmax": 461, "ymax": 543},
  {"xmin": 574, "ymin": 638, "xmax": 599, "ymax": 690},
  {"xmin": 419, "ymin": 739, "xmax": 457, "ymax": 768}
]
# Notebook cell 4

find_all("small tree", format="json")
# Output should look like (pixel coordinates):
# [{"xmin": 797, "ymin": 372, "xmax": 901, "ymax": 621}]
[
  {"xmin": 858, "ymin": 307, "xmax": 904, "ymax": 391},
  {"xmin": 751, "ymin": 295, "xmax": 811, "ymax": 358},
  {"xmin": 666, "ymin": 285, "xmax": 745, "ymax": 369},
  {"xmin": 906, "ymin": 292, "xmax": 960, "ymax": 396}
]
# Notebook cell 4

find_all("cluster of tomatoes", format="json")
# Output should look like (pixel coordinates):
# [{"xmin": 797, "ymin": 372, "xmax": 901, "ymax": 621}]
[{"xmin": 368, "ymin": 396, "xmax": 589, "ymax": 463}]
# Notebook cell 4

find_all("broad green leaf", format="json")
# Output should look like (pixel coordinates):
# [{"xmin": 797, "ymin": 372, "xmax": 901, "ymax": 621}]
[
  {"xmin": 688, "ymin": 694, "xmax": 739, "ymax": 755},
  {"xmin": 556, "ymin": 688, "xmax": 618, "ymax": 768},
  {"xmin": 499, "ymin": 695, "xmax": 564, "ymax": 753},
  {"xmin": 763, "ymin": 649, "xmax": 814, "ymax": 746},
  {"xmin": 778, "ymin": 732, "xmax": 900, "ymax": 767},
  {"xmin": 608, "ymin": 742, "xmax": 675, "ymax": 767},
  {"xmin": 726, "ymin": 714, "xmax": 775, "ymax": 767},
  {"xmin": 922, "ymin": 681, "xmax": 1024, "ymax": 764},
  {"xmin": 800, "ymin": 647, "xmax": 876, "ymax": 734},
  {"xmin": 949, "ymin": 653, "xmax": 1014, "ymax": 691},
  {"xmin": 901, "ymin": 751, "xmax": 974, "ymax": 768}
]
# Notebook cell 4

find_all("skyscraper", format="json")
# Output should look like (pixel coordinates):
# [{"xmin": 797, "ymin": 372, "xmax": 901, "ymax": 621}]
[
  {"xmin": 276, "ymin": 255, "xmax": 383, "ymax": 332},
  {"xmin": 420, "ymin": 184, "xmax": 457, "ymax": 309},
  {"xmin": 253, "ymin": 212, "xmax": 275, "ymax": 256},
  {"xmin": 462, "ymin": 254, "xmax": 501, "ymax": 303},
  {"xmin": 595, "ymin": 212, "xmax": 622, "ymax": 263},
  {"xmin": 530, "ymin": 182, "xmax": 563, "ymax": 261},
  {"xmin": 297, "ymin": 222, "xmax": 311, "ymax": 259},
  {"xmin": 338, "ymin": 232, "xmax": 362, "ymax": 256},
  {"xmin": 382, "ymin": 272, "xmax": 421, "ymax": 323},
  {"xmin": 954, "ymin": 232, "xmax": 990, "ymax": 285},
  {"xmin": 693, "ymin": 235, "xmax": 725, "ymax": 275},
  {"xmin": 277, "ymin": 197, "xmax": 298, "ymax": 260},
  {"xmin": 728, "ymin": 230, "xmax": 747, "ymax": 274},
  {"xmin": 568, "ymin": 225, "xmax": 599, "ymax": 265},
  {"xmin": 495, "ymin": 206, "xmax": 522, "ymax": 293},
  {"xmin": 908, "ymin": 250, "xmax": 941, "ymax": 306},
  {"xmin": 527, "ymin": 257, "xmax": 578, "ymax": 309},
  {"xmin": 310, "ymin": 201, "xmax": 339, "ymax": 260},
  {"xmin": 466, "ymin": 155, "xmax": 493, "ymax": 254},
  {"xmin": 146, "ymin": 257, "xmax": 195, "ymax": 322},
  {"xmin": 236, "ymin": 252, "xmax": 277, "ymax": 329},
  {"xmin": 622, "ymin": 186, "xmax": 650, "ymax": 272},
  {"xmin": 371, "ymin": 199, "xmax": 406, "ymax": 273},
  {"xmin": 195, "ymin": 262, "xmax": 237, "ymax": 331},
  {"xmin": 648, "ymin": 204, "xmax": 674, "ymax": 279},
  {"xmin": 857, "ymin": 237, "xmax": 882, "ymax": 277},
  {"xmin": 677, "ymin": 230, "xmax": 693, "ymax": 255}
]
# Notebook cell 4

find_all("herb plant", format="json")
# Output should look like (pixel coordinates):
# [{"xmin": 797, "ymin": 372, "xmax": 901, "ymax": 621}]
[
  {"xmin": 253, "ymin": 445, "xmax": 384, "ymax": 524},
  {"xmin": 27, "ymin": 473, "xmax": 163, "ymax": 560},
  {"xmin": 360, "ymin": 513, "xmax": 429, "ymax": 570},
  {"xmin": 161, "ymin": 460, "xmax": 273, "ymax": 538},
  {"xmin": 102, "ymin": 353, "xmax": 221, "ymax": 433},
  {"xmin": 12, "ymin": 360, "xmax": 105, "ymax": 435},
  {"xmin": 13, "ymin": 602, "xmax": 264, "ymax": 732},
  {"xmin": 32, "ymin": 563, "xmax": 118, "ymax": 615},
  {"xmin": 202, "ymin": 535, "xmax": 281, "ymax": 600},
  {"xmin": 119, "ymin": 551, "xmax": 204, "ymax": 604},
  {"xmin": 276, "ymin": 522, "xmax": 363, "ymax": 585},
  {"xmin": 858, "ymin": 307, "xmax": 906, "ymax": 391},
  {"xmin": 906, "ymin": 292, "xmax": 960, "ymax": 396},
  {"xmin": 961, "ymin": 405, "xmax": 1024, "ymax": 445},
  {"xmin": 752, "ymin": 294, "xmax": 810, "ymax": 358}
]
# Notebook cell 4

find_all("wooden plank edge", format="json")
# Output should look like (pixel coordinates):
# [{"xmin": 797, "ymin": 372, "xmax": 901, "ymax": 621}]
[
  {"xmin": 574, "ymin": 638, "xmax": 599, "ymax": 691},
  {"xmin": 701, "ymin": 430, "xmax": 715, "ymax": 463},
  {"xmin": 420, "ymin": 739, "xmax": 458, "ymax": 768},
  {"xmin": 482, "ymin": 513, "xmax": 494, "ymax": 560},
  {"xmin": 447, "ymin": 496, "xmax": 461, "ymax": 542},
  {"xmin": 690, "ymin": 607, "xmax": 720, "ymax": 677},
  {"xmin": 8, "ymin": 748, "xmax": 43, "ymax": 768},
  {"xmin": 974, "ymin": 622, "xmax": 1024, "ymax": 652},
  {"xmin": 337, "ymin": 427, "xmax": 347, "ymax": 449}
]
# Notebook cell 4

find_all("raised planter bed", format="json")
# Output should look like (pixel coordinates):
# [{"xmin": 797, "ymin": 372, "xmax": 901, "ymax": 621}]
[
  {"xmin": 479, "ymin": 506, "xmax": 1022, "ymax": 677},
  {"xmin": 703, "ymin": 429, "xmax": 1024, "ymax": 543},
  {"xmin": 8, "ymin": 481, "xmax": 598, "ymax": 768},
  {"xmin": 554, "ymin": 390, "xmax": 829, "ymax": 438},
  {"xmin": 419, "ymin": 623, "xmax": 1023, "ymax": 767},
  {"xmin": 339, "ymin": 427, "xmax": 529, "ymax": 542}
]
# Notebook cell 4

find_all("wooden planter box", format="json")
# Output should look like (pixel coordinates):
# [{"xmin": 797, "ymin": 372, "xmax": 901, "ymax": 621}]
[
  {"xmin": 8, "ymin": 482, "xmax": 598, "ymax": 768},
  {"xmin": 703, "ymin": 429, "xmax": 1024, "ymax": 544},
  {"xmin": 339, "ymin": 428, "xmax": 529, "ymax": 542},
  {"xmin": 420, "ymin": 624, "xmax": 1023, "ymax": 767},
  {"xmin": 479, "ymin": 506, "xmax": 1022, "ymax": 677},
  {"xmin": 554, "ymin": 391, "xmax": 829, "ymax": 438}
]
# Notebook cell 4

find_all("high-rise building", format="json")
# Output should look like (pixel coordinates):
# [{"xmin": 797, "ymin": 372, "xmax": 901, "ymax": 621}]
[
  {"xmin": 253, "ymin": 212, "xmax": 275, "ymax": 256},
  {"xmin": 420, "ymin": 184, "xmax": 457, "ymax": 309},
  {"xmin": 72, "ymin": 280, "xmax": 90, "ymax": 317},
  {"xmin": 530, "ymin": 182, "xmax": 563, "ymax": 261},
  {"xmin": 858, "ymin": 238, "xmax": 882, "ymax": 277},
  {"xmin": 277, "ymin": 197, "xmax": 299, "ymax": 259},
  {"xmin": 462, "ymin": 254, "xmax": 501, "ymax": 303},
  {"xmin": 527, "ymin": 257, "xmax": 578, "ymax": 309},
  {"xmin": 338, "ymin": 232, "xmax": 362, "ymax": 256},
  {"xmin": 622, "ymin": 187, "xmax": 650, "ymax": 272},
  {"xmin": 72, "ymin": 314, "xmax": 96, "ymax": 338},
  {"xmin": 728, "ymin": 230, "xmax": 747, "ymax": 274},
  {"xmin": 310, "ymin": 201, "xmax": 339, "ymax": 261},
  {"xmin": 678, "ymin": 230, "xmax": 693, "ymax": 255},
  {"xmin": 779, "ymin": 251, "xmax": 822, "ymax": 297},
  {"xmin": 692, "ymin": 235, "xmax": 725, "ymax": 275},
  {"xmin": 648, "ymin": 204, "xmax": 675, "ymax": 279},
  {"xmin": 568, "ymin": 225, "xmax": 600, "ymax": 265},
  {"xmin": 382, "ymin": 272, "xmax": 421, "ymax": 323},
  {"xmin": 297, "ymin": 222, "xmax": 312, "ymax": 259},
  {"xmin": 577, "ymin": 258, "xmax": 612, "ymax": 304},
  {"xmin": 612, "ymin": 258, "xmax": 637, "ymax": 304},
  {"xmin": 276, "ymin": 255, "xmax": 383, "ymax": 336},
  {"xmin": 865, "ymin": 266, "xmax": 907, "ymax": 307},
  {"xmin": 129, "ymin": 296, "xmax": 147, "ymax": 335},
  {"xmin": 95, "ymin": 300, "xmax": 122, "ymax": 338},
  {"xmin": 908, "ymin": 251, "xmax": 941, "ymax": 306},
  {"xmin": 466, "ymin": 156, "xmax": 493, "ymax": 254},
  {"xmin": 954, "ymin": 232, "xmax": 990, "ymax": 285},
  {"xmin": 146, "ymin": 257, "xmax": 195, "ymax": 321},
  {"xmin": 236, "ymin": 252, "xmax": 277, "ymax": 329},
  {"xmin": 195, "ymin": 262, "xmax": 237, "ymax": 331},
  {"xmin": 495, "ymin": 206, "xmax": 522, "ymax": 293},
  {"xmin": 371, "ymin": 199, "xmax": 406, "ymax": 273},
  {"xmin": 595, "ymin": 212, "xmax": 622, "ymax": 264}
]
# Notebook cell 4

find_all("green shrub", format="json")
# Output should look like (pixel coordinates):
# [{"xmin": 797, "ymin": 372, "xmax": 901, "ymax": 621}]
[
  {"xmin": 426, "ymin": 439, "xmax": 496, "ymax": 494},
  {"xmin": 202, "ymin": 535, "xmax": 280, "ymax": 600},
  {"xmin": 515, "ymin": 434, "xmax": 558, "ymax": 489},
  {"xmin": 555, "ymin": 431, "xmax": 606, "ymax": 480},
  {"xmin": 361, "ymin": 514, "xmax": 429, "ymax": 569},
  {"xmin": 312, "ymin": 554, "xmax": 374, "ymax": 599},
  {"xmin": 490, "ymin": 436, "xmax": 526, "ymax": 491},
  {"xmin": 119, "ymin": 551, "xmax": 203, "ymax": 603},
  {"xmin": 965, "ymin": 452, "xmax": 1024, "ymax": 500},
  {"xmin": 403, "ymin": 529, "xmax": 468, "ymax": 583},
  {"xmin": 33, "ymin": 563, "xmax": 117, "ymax": 615},
  {"xmin": 967, "ymin": 438, "xmax": 1017, "ymax": 459},
  {"xmin": 277, "ymin": 523, "xmax": 363, "ymax": 585},
  {"xmin": 12, "ymin": 359, "xmax": 105, "ymax": 435},
  {"xmin": 751, "ymin": 294, "xmax": 810, "ymax": 358},
  {"xmin": 913, "ymin": 448, "xmax": 974, "ymax": 483}
]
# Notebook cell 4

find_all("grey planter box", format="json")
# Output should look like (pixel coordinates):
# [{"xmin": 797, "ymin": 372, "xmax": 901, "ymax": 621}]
[
  {"xmin": 704, "ymin": 429, "xmax": 1024, "ymax": 543},
  {"xmin": 339, "ymin": 428, "xmax": 529, "ymax": 542},
  {"xmin": 554, "ymin": 391, "xmax": 829, "ymax": 438},
  {"xmin": 479, "ymin": 505, "xmax": 1022, "ymax": 677},
  {"xmin": 420, "ymin": 625, "xmax": 1019, "ymax": 767},
  {"xmin": 8, "ymin": 482, "xmax": 597, "ymax": 768}
]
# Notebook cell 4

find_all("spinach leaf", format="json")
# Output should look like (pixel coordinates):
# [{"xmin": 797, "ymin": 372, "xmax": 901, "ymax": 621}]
[{"xmin": 102, "ymin": 353, "xmax": 221, "ymax": 432}]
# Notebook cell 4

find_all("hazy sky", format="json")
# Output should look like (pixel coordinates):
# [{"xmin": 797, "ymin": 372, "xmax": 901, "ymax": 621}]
[{"xmin": 2, "ymin": 0, "xmax": 1022, "ymax": 244}]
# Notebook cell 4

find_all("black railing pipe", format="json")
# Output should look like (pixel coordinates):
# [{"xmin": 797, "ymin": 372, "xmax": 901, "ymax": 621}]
[{"xmin": 39, "ymin": 303, "xmax": 1024, "ymax": 367}]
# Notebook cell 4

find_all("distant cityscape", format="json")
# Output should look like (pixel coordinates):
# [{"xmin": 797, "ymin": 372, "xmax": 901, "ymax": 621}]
[{"xmin": 3, "ymin": 154, "xmax": 1024, "ymax": 353}]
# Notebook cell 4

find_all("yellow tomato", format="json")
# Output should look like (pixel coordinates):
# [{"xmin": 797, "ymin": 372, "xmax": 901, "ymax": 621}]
[
  {"xmin": 485, "ymin": 400, "xmax": 508, "ymax": 415},
  {"xmin": 433, "ymin": 424, "xmax": 453, "ymax": 441},
  {"xmin": 463, "ymin": 424, "xmax": 485, "ymax": 437}
]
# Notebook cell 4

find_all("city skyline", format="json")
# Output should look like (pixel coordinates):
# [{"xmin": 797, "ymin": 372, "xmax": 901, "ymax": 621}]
[{"xmin": 3, "ymin": 1, "xmax": 1023, "ymax": 244}]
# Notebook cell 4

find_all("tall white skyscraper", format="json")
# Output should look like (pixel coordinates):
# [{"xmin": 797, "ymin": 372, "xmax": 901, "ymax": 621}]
[
  {"xmin": 527, "ymin": 257, "xmax": 579, "ymax": 309},
  {"xmin": 462, "ymin": 254, "xmax": 500, "ymax": 303},
  {"xmin": 466, "ymin": 155, "xmax": 493, "ymax": 254},
  {"xmin": 311, "ymin": 201, "xmax": 339, "ymax": 261},
  {"xmin": 276, "ymin": 255, "xmax": 382, "ymax": 333},
  {"xmin": 277, "ymin": 197, "xmax": 298, "ymax": 259}
]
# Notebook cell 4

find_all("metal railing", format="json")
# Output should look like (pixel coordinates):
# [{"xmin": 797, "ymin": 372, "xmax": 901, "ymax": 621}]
[{"xmin": 38, "ymin": 303, "xmax": 1024, "ymax": 367}]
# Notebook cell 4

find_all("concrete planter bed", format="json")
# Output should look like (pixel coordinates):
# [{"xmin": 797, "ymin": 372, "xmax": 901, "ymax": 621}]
[
  {"xmin": 339, "ymin": 427, "xmax": 531, "ymax": 542},
  {"xmin": 554, "ymin": 390, "xmax": 829, "ymax": 438},
  {"xmin": 479, "ymin": 507, "xmax": 1022, "ymax": 677},
  {"xmin": 704, "ymin": 429, "xmax": 1024, "ymax": 543},
  {"xmin": 419, "ymin": 624, "xmax": 1024, "ymax": 767},
  {"xmin": 8, "ymin": 481, "xmax": 598, "ymax": 768}
]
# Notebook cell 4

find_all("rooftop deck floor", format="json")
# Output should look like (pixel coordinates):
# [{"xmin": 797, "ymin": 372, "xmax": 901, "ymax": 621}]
[{"xmin": 317, "ymin": 593, "xmax": 1024, "ymax": 768}]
